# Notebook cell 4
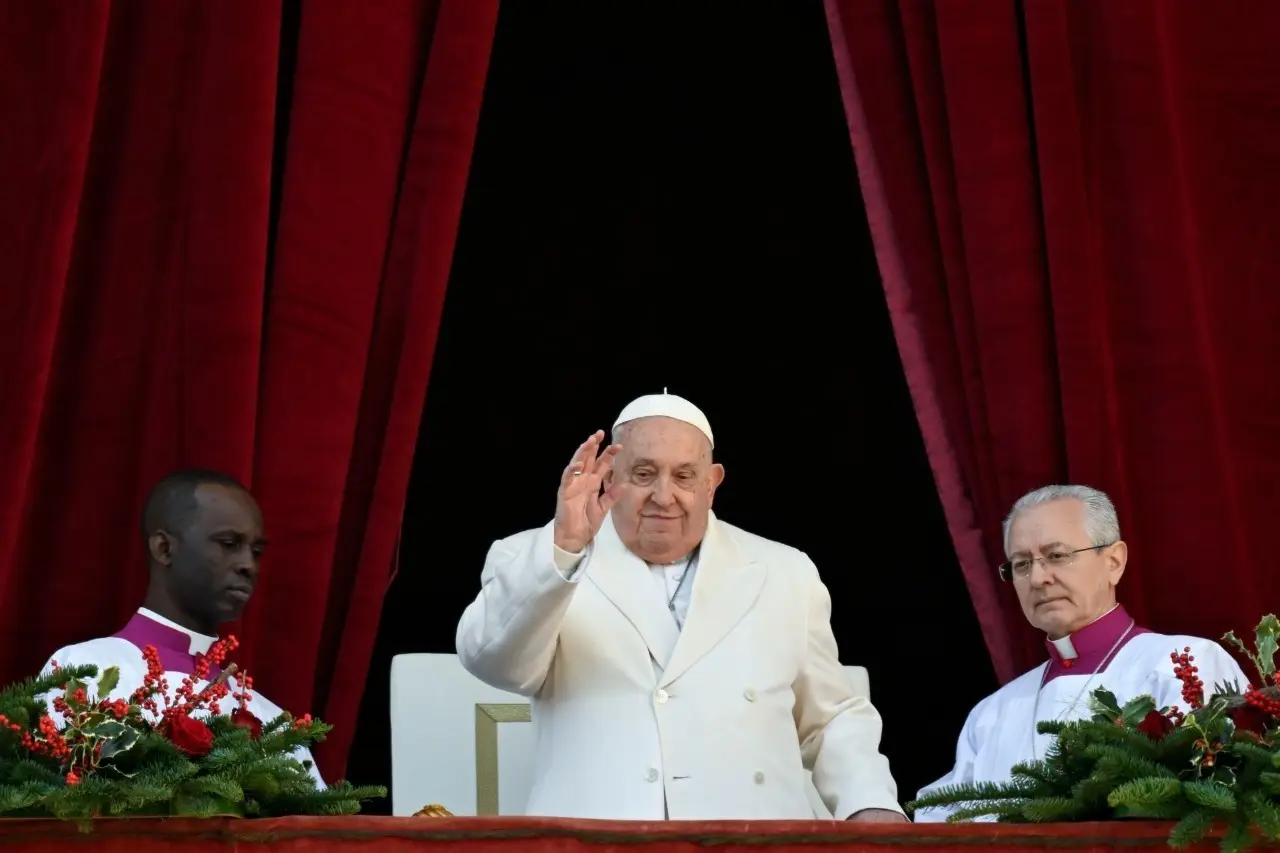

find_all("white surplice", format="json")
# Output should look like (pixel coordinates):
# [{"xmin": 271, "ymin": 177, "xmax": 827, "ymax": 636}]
[
  {"xmin": 42, "ymin": 610, "xmax": 325, "ymax": 788},
  {"xmin": 914, "ymin": 632, "xmax": 1248, "ymax": 822}
]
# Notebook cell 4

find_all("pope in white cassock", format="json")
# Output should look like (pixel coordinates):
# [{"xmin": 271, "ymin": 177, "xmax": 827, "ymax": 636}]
[
  {"xmin": 41, "ymin": 469, "xmax": 324, "ymax": 787},
  {"xmin": 913, "ymin": 484, "xmax": 1246, "ymax": 822},
  {"xmin": 456, "ymin": 392, "xmax": 905, "ymax": 821}
]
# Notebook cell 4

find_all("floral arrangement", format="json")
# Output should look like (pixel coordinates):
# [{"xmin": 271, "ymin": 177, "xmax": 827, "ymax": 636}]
[
  {"xmin": 908, "ymin": 615, "xmax": 1280, "ymax": 852},
  {"xmin": 0, "ymin": 635, "xmax": 384, "ymax": 824}
]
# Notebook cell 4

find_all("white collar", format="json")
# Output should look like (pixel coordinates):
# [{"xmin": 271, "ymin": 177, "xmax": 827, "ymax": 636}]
[
  {"xmin": 1049, "ymin": 634, "xmax": 1078, "ymax": 660},
  {"xmin": 1047, "ymin": 603, "xmax": 1120, "ymax": 660},
  {"xmin": 137, "ymin": 607, "xmax": 218, "ymax": 655}
]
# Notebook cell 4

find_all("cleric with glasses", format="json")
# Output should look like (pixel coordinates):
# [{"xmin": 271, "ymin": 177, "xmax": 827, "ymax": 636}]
[
  {"xmin": 1000, "ymin": 544, "xmax": 1114, "ymax": 582},
  {"xmin": 913, "ymin": 484, "xmax": 1246, "ymax": 822}
]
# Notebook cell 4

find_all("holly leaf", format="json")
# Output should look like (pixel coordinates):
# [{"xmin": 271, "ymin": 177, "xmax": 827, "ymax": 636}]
[
  {"xmin": 97, "ymin": 725, "xmax": 139, "ymax": 761},
  {"xmin": 1197, "ymin": 696, "xmax": 1232, "ymax": 728},
  {"xmin": 1217, "ymin": 715, "xmax": 1237, "ymax": 744},
  {"xmin": 79, "ymin": 711, "xmax": 107, "ymax": 729},
  {"xmin": 71, "ymin": 740, "xmax": 94, "ymax": 771},
  {"xmin": 1254, "ymin": 615, "xmax": 1279, "ymax": 677},
  {"xmin": 1121, "ymin": 695, "xmax": 1157, "ymax": 727},
  {"xmin": 96, "ymin": 666, "xmax": 120, "ymax": 698},
  {"xmin": 92, "ymin": 720, "xmax": 129, "ymax": 739},
  {"xmin": 1089, "ymin": 688, "xmax": 1123, "ymax": 718},
  {"xmin": 100, "ymin": 763, "xmax": 138, "ymax": 779}
]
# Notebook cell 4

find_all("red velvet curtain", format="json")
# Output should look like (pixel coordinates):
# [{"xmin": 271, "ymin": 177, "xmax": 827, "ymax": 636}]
[
  {"xmin": 826, "ymin": 0, "xmax": 1280, "ymax": 682},
  {"xmin": 0, "ymin": 0, "xmax": 498, "ymax": 777}
]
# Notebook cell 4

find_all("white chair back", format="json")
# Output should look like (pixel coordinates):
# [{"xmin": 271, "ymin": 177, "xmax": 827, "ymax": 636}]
[{"xmin": 389, "ymin": 653, "xmax": 870, "ymax": 817}]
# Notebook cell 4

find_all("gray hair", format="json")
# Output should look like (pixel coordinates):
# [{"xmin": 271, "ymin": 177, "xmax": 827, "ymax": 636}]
[
  {"xmin": 1001, "ymin": 484, "xmax": 1120, "ymax": 557},
  {"xmin": 611, "ymin": 418, "xmax": 713, "ymax": 460}
]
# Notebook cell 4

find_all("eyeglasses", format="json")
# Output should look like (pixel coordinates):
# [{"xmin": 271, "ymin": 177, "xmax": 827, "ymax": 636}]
[{"xmin": 998, "ymin": 544, "xmax": 1115, "ymax": 582}]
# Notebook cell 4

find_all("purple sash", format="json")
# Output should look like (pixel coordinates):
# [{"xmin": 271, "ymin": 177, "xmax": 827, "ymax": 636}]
[{"xmin": 111, "ymin": 611, "xmax": 222, "ymax": 679}]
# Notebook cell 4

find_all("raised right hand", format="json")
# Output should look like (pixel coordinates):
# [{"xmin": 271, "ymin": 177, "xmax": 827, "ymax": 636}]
[{"xmin": 553, "ymin": 431, "xmax": 624, "ymax": 554}]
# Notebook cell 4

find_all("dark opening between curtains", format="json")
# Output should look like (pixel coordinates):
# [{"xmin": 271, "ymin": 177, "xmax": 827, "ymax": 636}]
[{"xmin": 346, "ymin": 1, "xmax": 995, "ymax": 810}]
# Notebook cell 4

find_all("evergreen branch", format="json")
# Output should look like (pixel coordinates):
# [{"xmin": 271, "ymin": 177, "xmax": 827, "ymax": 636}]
[
  {"xmin": 1107, "ymin": 777, "xmax": 1184, "ymax": 813},
  {"xmin": 1080, "ymin": 724, "xmax": 1162, "ymax": 759},
  {"xmin": 1220, "ymin": 819, "xmax": 1254, "ymax": 853},
  {"xmin": 917, "ymin": 615, "xmax": 1280, "ymax": 853},
  {"xmin": 0, "ymin": 639, "xmax": 386, "ymax": 827},
  {"xmin": 0, "ymin": 665, "xmax": 99, "ymax": 706},
  {"xmin": 944, "ymin": 801, "xmax": 1027, "ymax": 822},
  {"xmin": 1018, "ymin": 795, "xmax": 1089, "ymax": 822},
  {"xmin": 907, "ymin": 778, "xmax": 1037, "ymax": 812},
  {"xmin": 1169, "ymin": 809, "xmax": 1219, "ymax": 849},
  {"xmin": 1088, "ymin": 744, "xmax": 1179, "ymax": 782},
  {"xmin": 0, "ymin": 674, "xmax": 383, "ymax": 824},
  {"xmin": 1241, "ymin": 792, "xmax": 1280, "ymax": 841},
  {"xmin": 1183, "ymin": 780, "xmax": 1238, "ymax": 812},
  {"xmin": 1007, "ymin": 760, "xmax": 1059, "ymax": 785}
]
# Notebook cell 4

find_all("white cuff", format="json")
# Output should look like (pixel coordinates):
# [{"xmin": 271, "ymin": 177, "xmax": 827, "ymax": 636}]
[{"xmin": 552, "ymin": 542, "xmax": 587, "ymax": 581}]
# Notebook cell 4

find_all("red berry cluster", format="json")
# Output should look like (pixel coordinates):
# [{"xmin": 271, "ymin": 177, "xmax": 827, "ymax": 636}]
[
  {"xmin": 292, "ymin": 713, "xmax": 313, "ymax": 731},
  {"xmin": 0, "ymin": 712, "xmax": 71, "ymax": 762},
  {"xmin": 128, "ymin": 636, "xmax": 255, "ymax": 729},
  {"xmin": 1243, "ymin": 686, "xmax": 1280, "ymax": 717},
  {"xmin": 3, "ymin": 636, "xmax": 258, "ymax": 784},
  {"xmin": 5, "ymin": 635, "xmax": 287, "ymax": 787},
  {"xmin": 124, "ymin": 637, "xmax": 264, "ymax": 751},
  {"xmin": 8, "ymin": 715, "xmax": 74, "ymax": 761},
  {"xmin": 231, "ymin": 672, "xmax": 255, "ymax": 717},
  {"xmin": 131, "ymin": 645, "xmax": 172, "ymax": 717},
  {"xmin": 1171, "ymin": 647, "xmax": 1205, "ymax": 710},
  {"xmin": 1193, "ymin": 737, "xmax": 1221, "ymax": 768},
  {"xmin": 3, "ymin": 659, "xmax": 151, "ymax": 784}
]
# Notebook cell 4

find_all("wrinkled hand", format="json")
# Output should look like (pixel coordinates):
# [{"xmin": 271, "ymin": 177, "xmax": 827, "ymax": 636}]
[
  {"xmin": 846, "ymin": 808, "xmax": 908, "ymax": 823},
  {"xmin": 553, "ymin": 431, "xmax": 624, "ymax": 554}
]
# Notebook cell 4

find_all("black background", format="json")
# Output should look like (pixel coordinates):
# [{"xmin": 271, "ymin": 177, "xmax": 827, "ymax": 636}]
[{"xmin": 345, "ymin": 0, "xmax": 998, "ymax": 811}]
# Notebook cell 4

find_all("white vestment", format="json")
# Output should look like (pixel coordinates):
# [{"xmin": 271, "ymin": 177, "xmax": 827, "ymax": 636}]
[
  {"xmin": 456, "ymin": 511, "xmax": 902, "ymax": 820},
  {"xmin": 650, "ymin": 555, "xmax": 696, "ymax": 631},
  {"xmin": 42, "ymin": 609, "xmax": 325, "ymax": 788},
  {"xmin": 914, "ymin": 632, "xmax": 1247, "ymax": 822}
]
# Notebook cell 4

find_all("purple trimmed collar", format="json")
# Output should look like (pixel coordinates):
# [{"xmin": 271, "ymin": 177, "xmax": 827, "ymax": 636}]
[
  {"xmin": 112, "ymin": 610, "xmax": 223, "ymax": 678},
  {"xmin": 1042, "ymin": 604, "xmax": 1149, "ymax": 684}
]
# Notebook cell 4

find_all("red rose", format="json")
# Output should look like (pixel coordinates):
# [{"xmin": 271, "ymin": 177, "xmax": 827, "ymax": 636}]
[
  {"xmin": 1229, "ymin": 704, "xmax": 1270, "ymax": 736},
  {"xmin": 1137, "ymin": 710, "xmax": 1175, "ymax": 740},
  {"xmin": 231, "ymin": 707, "xmax": 263, "ymax": 739},
  {"xmin": 167, "ymin": 713, "xmax": 214, "ymax": 756}
]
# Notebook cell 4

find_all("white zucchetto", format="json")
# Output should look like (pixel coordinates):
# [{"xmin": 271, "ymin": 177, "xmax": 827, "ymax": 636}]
[{"xmin": 613, "ymin": 390, "xmax": 714, "ymax": 448}]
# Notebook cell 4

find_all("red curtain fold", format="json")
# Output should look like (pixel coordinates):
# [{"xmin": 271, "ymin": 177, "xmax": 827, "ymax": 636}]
[
  {"xmin": 826, "ymin": 0, "xmax": 1280, "ymax": 682},
  {"xmin": 0, "ymin": 0, "xmax": 498, "ymax": 778}
]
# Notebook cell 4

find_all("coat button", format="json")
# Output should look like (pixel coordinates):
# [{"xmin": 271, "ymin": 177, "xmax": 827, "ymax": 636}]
[
  {"xmin": 645, "ymin": 768, "xmax": 659, "ymax": 783},
  {"xmin": 655, "ymin": 689, "xmax": 669, "ymax": 703},
  {"xmin": 743, "ymin": 687, "xmax": 757, "ymax": 702},
  {"xmin": 753, "ymin": 771, "xmax": 765, "ymax": 785}
]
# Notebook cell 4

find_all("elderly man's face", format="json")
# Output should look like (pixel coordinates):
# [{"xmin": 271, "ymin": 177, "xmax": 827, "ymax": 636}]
[
  {"xmin": 1007, "ymin": 498, "xmax": 1126, "ymax": 639},
  {"xmin": 605, "ymin": 417, "xmax": 724, "ymax": 564}
]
